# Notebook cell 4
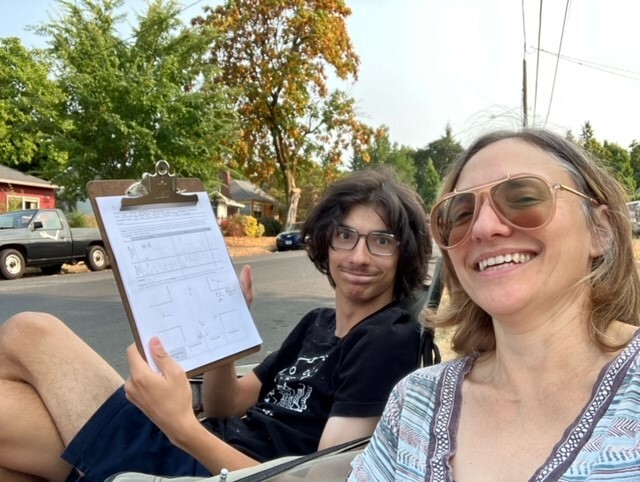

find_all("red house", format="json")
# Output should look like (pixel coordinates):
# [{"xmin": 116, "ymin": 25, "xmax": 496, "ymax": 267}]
[{"xmin": 0, "ymin": 165, "xmax": 58, "ymax": 212}]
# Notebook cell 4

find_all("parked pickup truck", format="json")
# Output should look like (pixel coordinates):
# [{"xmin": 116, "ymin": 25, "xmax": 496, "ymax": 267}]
[{"xmin": 0, "ymin": 208, "xmax": 109, "ymax": 280}]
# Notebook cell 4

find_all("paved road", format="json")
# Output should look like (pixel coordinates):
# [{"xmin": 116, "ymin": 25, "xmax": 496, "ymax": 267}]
[{"xmin": 0, "ymin": 250, "xmax": 334, "ymax": 377}]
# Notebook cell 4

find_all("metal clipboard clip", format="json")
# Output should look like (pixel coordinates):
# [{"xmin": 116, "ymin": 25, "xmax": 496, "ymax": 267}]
[{"xmin": 121, "ymin": 160, "xmax": 198, "ymax": 210}]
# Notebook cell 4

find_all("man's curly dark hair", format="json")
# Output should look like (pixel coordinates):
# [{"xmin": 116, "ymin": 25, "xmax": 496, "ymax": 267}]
[{"xmin": 301, "ymin": 167, "xmax": 432, "ymax": 301}]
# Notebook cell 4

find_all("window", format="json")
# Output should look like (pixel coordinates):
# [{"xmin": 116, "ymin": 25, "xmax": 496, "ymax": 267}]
[
  {"xmin": 34, "ymin": 211, "xmax": 63, "ymax": 230},
  {"xmin": 7, "ymin": 196, "xmax": 40, "ymax": 211},
  {"xmin": 252, "ymin": 202, "xmax": 263, "ymax": 219}
]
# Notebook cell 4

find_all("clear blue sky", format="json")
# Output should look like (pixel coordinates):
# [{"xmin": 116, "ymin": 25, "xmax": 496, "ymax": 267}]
[{"xmin": 2, "ymin": 0, "xmax": 639, "ymax": 149}]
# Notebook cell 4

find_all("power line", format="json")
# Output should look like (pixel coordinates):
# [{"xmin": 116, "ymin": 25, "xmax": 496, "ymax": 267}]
[
  {"xmin": 532, "ymin": 0, "xmax": 543, "ymax": 126},
  {"xmin": 532, "ymin": 46, "xmax": 640, "ymax": 81},
  {"xmin": 521, "ymin": 0, "xmax": 528, "ymax": 127},
  {"xmin": 543, "ymin": 0, "xmax": 570, "ymax": 127}
]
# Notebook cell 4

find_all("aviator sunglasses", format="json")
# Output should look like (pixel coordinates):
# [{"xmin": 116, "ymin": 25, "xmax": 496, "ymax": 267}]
[{"xmin": 429, "ymin": 174, "xmax": 600, "ymax": 250}]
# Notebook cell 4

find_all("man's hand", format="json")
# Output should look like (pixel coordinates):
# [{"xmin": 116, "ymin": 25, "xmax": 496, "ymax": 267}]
[
  {"xmin": 239, "ymin": 265, "xmax": 254, "ymax": 307},
  {"xmin": 124, "ymin": 338, "xmax": 199, "ymax": 442},
  {"xmin": 125, "ymin": 339, "xmax": 261, "ymax": 473}
]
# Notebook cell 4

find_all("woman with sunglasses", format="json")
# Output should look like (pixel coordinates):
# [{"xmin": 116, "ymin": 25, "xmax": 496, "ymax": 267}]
[{"xmin": 349, "ymin": 128, "xmax": 640, "ymax": 481}]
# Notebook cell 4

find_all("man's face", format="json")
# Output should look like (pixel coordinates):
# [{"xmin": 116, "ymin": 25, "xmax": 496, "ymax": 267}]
[{"xmin": 328, "ymin": 204, "xmax": 399, "ymax": 308}]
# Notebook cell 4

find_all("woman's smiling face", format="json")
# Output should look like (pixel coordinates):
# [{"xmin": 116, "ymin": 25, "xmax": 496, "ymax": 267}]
[{"xmin": 446, "ymin": 138, "xmax": 604, "ymax": 320}]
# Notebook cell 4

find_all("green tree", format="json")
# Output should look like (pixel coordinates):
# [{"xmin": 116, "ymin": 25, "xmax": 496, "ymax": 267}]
[
  {"xmin": 416, "ymin": 125, "xmax": 463, "ymax": 176},
  {"xmin": 579, "ymin": 122, "xmax": 635, "ymax": 195},
  {"xmin": 0, "ymin": 37, "xmax": 65, "ymax": 175},
  {"xmin": 38, "ymin": 0, "xmax": 238, "ymax": 202},
  {"xmin": 351, "ymin": 126, "xmax": 416, "ymax": 186},
  {"xmin": 580, "ymin": 121, "xmax": 595, "ymax": 144},
  {"xmin": 579, "ymin": 121, "xmax": 606, "ymax": 161},
  {"xmin": 295, "ymin": 160, "xmax": 329, "ymax": 222},
  {"xmin": 196, "ymin": 0, "xmax": 372, "ymax": 227},
  {"xmin": 630, "ymin": 141, "xmax": 640, "ymax": 197},
  {"xmin": 579, "ymin": 121, "xmax": 609, "ymax": 162},
  {"xmin": 603, "ymin": 140, "xmax": 635, "ymax": 195},
  {"xmin": 564, "ymin": 129, "xmax": 576, "ymax": 144},
  {"xmin": 412, "ymin": 125, "xmax": 461, "ymax": 204},
  {"xmin": 420, "ymin": 157, "xmax": 441, "ymax": 209}
]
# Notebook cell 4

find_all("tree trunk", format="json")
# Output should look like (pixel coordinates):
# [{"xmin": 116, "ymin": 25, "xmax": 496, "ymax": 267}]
[{"xmin": 285, "ymin": 187, "xmax": 301, "ymax": 229}]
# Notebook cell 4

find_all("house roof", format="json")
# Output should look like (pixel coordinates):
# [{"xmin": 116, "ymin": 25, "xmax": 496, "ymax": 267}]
[
  {"xmin": 0, "ymin": 165, "xmax": 58, "ymax": 189},
  {"xmin": 230, "ymin": 179, "xmax": 277, "ymax": 204}
]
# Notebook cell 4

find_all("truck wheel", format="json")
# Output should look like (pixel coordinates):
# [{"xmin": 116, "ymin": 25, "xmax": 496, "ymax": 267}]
[
  {"xmin": 41, "ymin": 264, "xmax": 63, "ymax": 275},
  {"xmin": 0, "ymin": 249, "xmax": 26, "ymax": 280},
  {"xmin": 87, "ymin": 245, "xmax": 108, "ymax": 271}
]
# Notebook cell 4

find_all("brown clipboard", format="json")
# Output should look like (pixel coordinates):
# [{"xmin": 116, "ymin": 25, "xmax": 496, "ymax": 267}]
[{"xmin": 87, "ymin": 161, "xmax": 261, "ymax": 377}]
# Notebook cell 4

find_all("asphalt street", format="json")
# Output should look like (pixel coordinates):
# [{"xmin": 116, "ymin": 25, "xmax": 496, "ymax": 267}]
[{"xmin": 0, "ymin": 250, "xmax": 334, "ymax": 377}]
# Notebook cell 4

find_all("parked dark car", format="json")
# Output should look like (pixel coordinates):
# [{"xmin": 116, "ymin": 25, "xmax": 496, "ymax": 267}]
[{"xmin": 276, "ymin": 222, "xmax": 305, "ymax": 251}]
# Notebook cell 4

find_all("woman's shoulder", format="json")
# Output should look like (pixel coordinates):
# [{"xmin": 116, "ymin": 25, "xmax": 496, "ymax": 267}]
[
  {"xmin": 400, "ymin": 356, "xmax": 471, "ymax": 389},
  {"xmin": 381, "ymin": 357, "xmax": 472, "ymax": 420},
  {"xmin": 623, "ymin": 329, "xmax": 640, "ymax": 373}
]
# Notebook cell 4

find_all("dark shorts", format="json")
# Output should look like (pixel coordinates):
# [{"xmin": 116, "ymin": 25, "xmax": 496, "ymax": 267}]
[{"xmin": 62, "ymin": 386, "xmax": 212, "ymax": 482}]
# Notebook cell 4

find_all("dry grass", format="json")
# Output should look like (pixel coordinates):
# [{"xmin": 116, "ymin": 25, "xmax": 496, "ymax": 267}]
[
  {"xmin": 633, "ymin": 238, "xmax": 640, "ymax": 260},
  {"xmin": 434, "ymin": 327, "xmax": 457, "ymax": 362},
  {"xmin": 225, "ymin": 236, "xmax": 277, "ymax": 258}
]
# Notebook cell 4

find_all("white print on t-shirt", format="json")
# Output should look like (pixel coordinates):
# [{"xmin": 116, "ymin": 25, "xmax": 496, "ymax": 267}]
[{"xmin": 263, "ymin": 355, "xmax": 328, "ymax": 413}]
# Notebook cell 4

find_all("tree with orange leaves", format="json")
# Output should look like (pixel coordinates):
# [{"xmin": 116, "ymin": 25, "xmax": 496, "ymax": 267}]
[{"xmin": 194, "ymin": 0, "xmax": 372, "ymax": 227}]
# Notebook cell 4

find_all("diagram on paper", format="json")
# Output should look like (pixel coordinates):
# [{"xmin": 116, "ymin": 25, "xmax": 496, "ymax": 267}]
[
  {"xmin": 134, "ymin": 274, "xmax": 250, "ymax": 362},
  {"xmin": 96, "ymin": 193, "xmax": 261, "ymax": 374},
  {"xmin": 125, "ymin": 229, "xmax": 226, "ymax": 286}
]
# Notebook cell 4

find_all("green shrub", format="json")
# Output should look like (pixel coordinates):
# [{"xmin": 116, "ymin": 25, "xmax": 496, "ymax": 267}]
[
  {"xmin": 261, "ymin": 216, "xmax": 282, "ymax": 236},
  {"xmin": 66, "ymin": 211, "xmax": 93, "ymax": 228}
]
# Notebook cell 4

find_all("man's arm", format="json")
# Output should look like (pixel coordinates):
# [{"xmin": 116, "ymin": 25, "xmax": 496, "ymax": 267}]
[
  {"xmin": 171, "ymin": 421, "xmax": 260, "ymax": 473},
  {"xmin": 201, "ymin": 365, "xmax": 262, "ymax": 418},
  {"xmin": 125, "ymin": 338, "xmax": 261, "ymax": 474},
  {"xmin": 318, "ymin": 416, "xmax": 379, "ymax": 450}
]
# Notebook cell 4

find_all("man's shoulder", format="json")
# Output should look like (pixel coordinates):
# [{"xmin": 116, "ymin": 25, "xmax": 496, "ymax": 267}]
[
  {"xmin": 289, "ymin": 307, "xmax": 336, "ymax": 335},
  {"xmin": 344, "ymin": 304, "xmax": 419, "ymax": 354},
  {"xmin": 300, "ymin": 307, "xmax": 335, "ymax": 323},
  {"xmin": 352, "ymin": 302, "xmax": 414, "ymax": 333}
]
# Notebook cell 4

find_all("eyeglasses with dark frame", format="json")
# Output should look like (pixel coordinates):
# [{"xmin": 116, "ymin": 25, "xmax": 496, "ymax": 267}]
[
  {"xmin": 429, "ymin": 173, "xmax": 600, "ymax": 250},
  {"xmin": 330, "ymin": 225, "xmax": 399, "ymax": 256}
]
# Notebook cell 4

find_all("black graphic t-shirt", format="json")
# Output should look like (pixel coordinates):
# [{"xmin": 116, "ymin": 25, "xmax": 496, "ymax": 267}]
[{"xmin": 204, "ymin": 302, "xmax": 421, "ymax": 461}]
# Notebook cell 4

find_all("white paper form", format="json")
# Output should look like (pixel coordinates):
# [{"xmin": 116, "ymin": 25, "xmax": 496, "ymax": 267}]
[{"xmin": 96, "ymin": 192, "xmax": 262, "ymax": 374}]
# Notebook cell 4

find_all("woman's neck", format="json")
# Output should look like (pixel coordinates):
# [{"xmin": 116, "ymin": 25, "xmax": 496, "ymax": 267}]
[{"xmin": 474, "ymin": 319, "xmax": 636, "ymax": 392}]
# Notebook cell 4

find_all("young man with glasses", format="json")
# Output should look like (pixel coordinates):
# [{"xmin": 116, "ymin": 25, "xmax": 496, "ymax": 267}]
[{"xmin": 0, "ymin": 168, "xmax": 432, "ymax": 481}]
